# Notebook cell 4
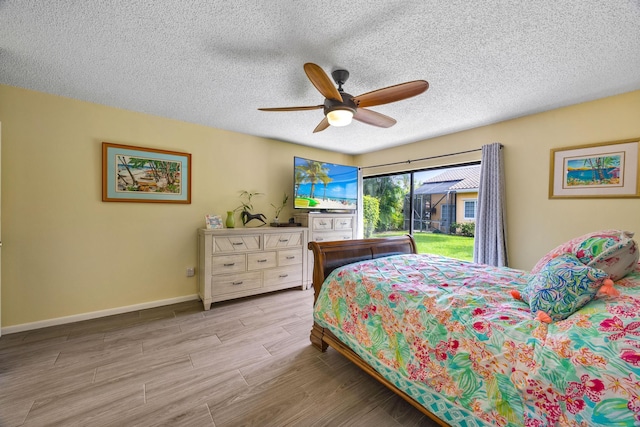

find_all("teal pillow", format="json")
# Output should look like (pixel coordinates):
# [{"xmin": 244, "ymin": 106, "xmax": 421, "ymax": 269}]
[{"xmin": 522, "ymin": 253, "xmax": 609, "ymax": 322}]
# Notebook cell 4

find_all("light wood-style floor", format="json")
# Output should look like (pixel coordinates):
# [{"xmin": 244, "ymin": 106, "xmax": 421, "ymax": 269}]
[{"xmin": 0, "ymin": 288, "xmax": 440, "ymax": 426}]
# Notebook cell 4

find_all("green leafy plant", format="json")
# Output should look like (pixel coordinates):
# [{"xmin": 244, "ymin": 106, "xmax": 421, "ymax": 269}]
[
  {"xmin": 460, "ymin": 222, "xmax": 475, "ymax": 237},
  {"xmin": 234, "ymin": 190, "xmax": 263, "ymax": 213},
  {"xmin": 363, "ymin": 195, "xmax": 380, "ymax": 238},
  {"xmin": 270, "ymin": 193, "xmax": 289, "ymax": 218},
  {"xmin": 451, "ymin": 221, "xmax": 475, "ymax": 237},
  {"xmin": 363, "ymin": 175, "xmax": 407, "ymax": 231}
]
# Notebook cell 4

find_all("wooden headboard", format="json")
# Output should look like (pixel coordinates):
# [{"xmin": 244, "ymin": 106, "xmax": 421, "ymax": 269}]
[{"xmin": 307, "ymin": 235, "xmax": 417, "ymax": 302}]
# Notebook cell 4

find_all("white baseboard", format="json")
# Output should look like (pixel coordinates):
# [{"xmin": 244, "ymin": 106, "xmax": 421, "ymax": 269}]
[{"xmin": 1, "ymin": 294, "xmax": 200, "ymax": 335}]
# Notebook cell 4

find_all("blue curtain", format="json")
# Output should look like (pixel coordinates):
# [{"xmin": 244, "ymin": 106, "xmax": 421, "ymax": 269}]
[{"xmin": 473, "ymin": 143, "xmax": 508, "ymax": 266}]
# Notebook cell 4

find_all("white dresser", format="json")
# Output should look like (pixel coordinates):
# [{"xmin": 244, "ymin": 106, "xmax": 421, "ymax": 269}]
[
  {"xmin": 197, "ymin": 227, "xmax": 308, "ymax": 310},
  {"xmin": 293, "ymin": 212, "xmax": 357, "ymax": 288}
]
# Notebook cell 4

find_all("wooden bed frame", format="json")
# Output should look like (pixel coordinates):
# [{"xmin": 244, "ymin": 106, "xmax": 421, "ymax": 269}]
[{"xmin": 308, "ymin": 235, "xmax": 449, "ymax": 426}]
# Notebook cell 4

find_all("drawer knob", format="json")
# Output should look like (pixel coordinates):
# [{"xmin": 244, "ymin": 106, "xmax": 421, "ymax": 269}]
[
  {"xmin": 223, "ymin": 263, "xmax": 235, "ymax": 267},
  {"xmin": 257, "ymin": 259, "xmax": 267, "ymax": 263},
  {"xmin": 316, "ymin": 238, "xmax": 324, "ymax": 241},
  {"xmin": 232, "ymin": 242, "xmax": 243, "ymax": 246},
  {"xmin": 279, "ymin": 239, "xmax": 289, "ymax": 242},
  {"xmin": 232, "ymin": 281, "xmax": 243, "ymax": 285},
  {"xmin": 279, "ymin": 274, "xmax": 289, "ymax": 278},
  {"xmin": 286, "ymin": 256, "xmax": 295, "ymax": 259}
]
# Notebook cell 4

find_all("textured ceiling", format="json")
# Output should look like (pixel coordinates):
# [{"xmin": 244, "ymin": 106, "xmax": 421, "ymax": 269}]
[{"xmin": 2, "ymin": 1, "xmax": 640, "ymax": 154}]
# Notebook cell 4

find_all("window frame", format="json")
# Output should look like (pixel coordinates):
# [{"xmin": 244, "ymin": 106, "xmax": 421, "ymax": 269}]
[
  {"xmin": 362, "ymin": 161, "xmax": 480, "ymax": 235},
  {"xmin": 463, "ymin": 198, "xmax": 477, "ymax": 220}
]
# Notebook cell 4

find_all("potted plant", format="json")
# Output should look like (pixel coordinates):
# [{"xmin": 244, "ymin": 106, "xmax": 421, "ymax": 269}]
[
  {"xmin": 233, "ymin": 191, "xmax": 266, "ymax": 226},
  {"xmin": 270, "ymin": 193, "xmax": 289, "ymax": 224}
]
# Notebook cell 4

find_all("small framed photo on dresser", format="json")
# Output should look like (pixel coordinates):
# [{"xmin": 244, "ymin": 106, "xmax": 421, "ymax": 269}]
[{"xmin": 205, "ymin": 214, "xmax": 223, "ymax": 229}]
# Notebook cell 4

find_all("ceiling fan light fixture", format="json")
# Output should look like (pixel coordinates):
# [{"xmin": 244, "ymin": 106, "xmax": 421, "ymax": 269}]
[
  {"xmin": 326, "ymin": 108, "xmax": 354, "ymax": 127},
  {"xmin": 259, "ymin": 63, "xmax": 428, "ymax": 133}
]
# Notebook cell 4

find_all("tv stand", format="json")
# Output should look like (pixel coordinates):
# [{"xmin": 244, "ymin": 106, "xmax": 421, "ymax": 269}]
[{"xmin": 293, "ymin": 211, "xmax": 357, "ymax": 289}]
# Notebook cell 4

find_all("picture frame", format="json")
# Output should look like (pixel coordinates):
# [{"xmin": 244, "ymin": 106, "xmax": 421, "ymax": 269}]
[
  {"xmin": 102, "ymin": 142, "xmax": 191, "ymax": 203},
  {"xmin": 205, "ymin": 214, "xmax": 224, "ymax": 229},
  {"xmin": 549, "ymin": 138, "xmax": 640, "ymax": 199}
]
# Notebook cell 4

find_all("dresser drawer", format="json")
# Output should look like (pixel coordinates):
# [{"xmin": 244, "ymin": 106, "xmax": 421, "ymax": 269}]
[
  {"xmin": 213, "ymin": 235, "xmax": 261, "ymax": 253},
  {"xmin": 212, "ymin": 271, "xmax": 262, "ymax": 296},
  {"xmin": 278, "ymin": 248, "xmax": 303, "ymax": 266},
  {"xmin": 312, "ymin": 232, "xmax": 353, "ymax": 242},
  {"xmin": 333, "ymin": 217, "xmax": 353, "ymax": 230},
  {"xmin": 264, "ymin": 232, "xmax": 303, "ymax": 248},
  {"xmin": 312, "ymin": 217, "xmax": 333, "ymax": 231},
  {"xmin": 247, "ymin": 251, "xmax": 277, "ymax": 270},
  {"xmin": 211, "ymin": 254, "xmax": 246, "ymax": 275},
  {"xmin": 264, "ymin": 266, "xmax": 302, "ymax": 287}
]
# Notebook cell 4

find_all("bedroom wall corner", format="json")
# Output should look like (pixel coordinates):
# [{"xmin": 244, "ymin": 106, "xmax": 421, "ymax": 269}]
[{"xmin": 356, "ymin": 90, "xmax": 640, "ymax": 270}]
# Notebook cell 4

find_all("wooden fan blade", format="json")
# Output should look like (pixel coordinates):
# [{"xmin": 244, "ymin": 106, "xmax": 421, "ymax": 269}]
[
  {"xmin": 258, "ymin": 105, "xmax": 323, "ymax": 112},
  {"xmin": 303, "ymin": 63, "xmax": 343, "ymax": 102},
  {"xmin": 353, "ymin": 80, "xmax": 429, "ymax": 108},
  {"xmin": 353, "ymin": 108, "xmax": 397, "ymax": 128},
  {"xmin": 313, "ymin": 117, "xmax": 330, "ymax": 133}
]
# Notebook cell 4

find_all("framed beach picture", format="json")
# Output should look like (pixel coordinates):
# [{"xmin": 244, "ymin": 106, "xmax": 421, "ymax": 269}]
[
  {"xmin": 102, "ymin": 142, "xmax": 191, "ymax": 203},
  {"xmin": 205, "ymin": 214, "xmax": 223, "ymax": 229},
  {"xmin": 549, "ymin": 138, "xmax": 640, "ymax": 199}
]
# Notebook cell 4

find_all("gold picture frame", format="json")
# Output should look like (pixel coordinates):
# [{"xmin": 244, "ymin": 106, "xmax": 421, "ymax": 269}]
[
  {"xmin": 549, "ymin": 138, "xmax": 640, "ymax": 199},
  {"xmin": 102, "ymin": 142, "xmax": 192, "ymax": 203}
]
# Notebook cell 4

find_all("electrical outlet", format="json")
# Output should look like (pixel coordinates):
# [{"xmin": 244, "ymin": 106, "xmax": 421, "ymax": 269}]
[{"xmin": 186, "ymin": 267, "xmax": 195, "ymax": 277}]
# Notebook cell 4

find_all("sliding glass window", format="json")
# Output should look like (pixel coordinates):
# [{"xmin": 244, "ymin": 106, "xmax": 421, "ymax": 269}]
[{"xmin": 362, "ymin": 163, "xmax": 479, "ymax": 261}]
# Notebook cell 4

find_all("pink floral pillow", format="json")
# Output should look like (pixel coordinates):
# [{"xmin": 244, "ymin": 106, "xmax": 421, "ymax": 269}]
[
  {"xmin": 532, "ymin": 230, "xmax": 638, "ymax": 281},
  {"xmin": 585, "ymin": 237, "xmax": 639, "ymax": 281}
]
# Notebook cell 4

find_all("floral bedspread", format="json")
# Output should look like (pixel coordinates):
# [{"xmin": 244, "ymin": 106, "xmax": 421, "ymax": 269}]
[{"xmin": 313, "ymin": 254, "xmax": 640, "ymax": 426}]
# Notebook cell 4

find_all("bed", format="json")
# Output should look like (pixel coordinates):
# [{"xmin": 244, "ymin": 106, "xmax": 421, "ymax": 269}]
[{"xmin": 308, "ymin": 234, "xmax": 640, "ymax": 426}]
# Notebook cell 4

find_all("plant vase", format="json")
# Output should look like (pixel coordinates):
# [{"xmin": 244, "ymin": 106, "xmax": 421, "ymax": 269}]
[{"xmin": 225, "ymin": 211, "xmax": 235, "ymax": 228}]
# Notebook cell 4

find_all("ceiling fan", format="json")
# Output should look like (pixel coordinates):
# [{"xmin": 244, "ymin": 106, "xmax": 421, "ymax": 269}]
[{"xmin": 258, "ymin": 63, "xmax": 429, "ymax": 133}]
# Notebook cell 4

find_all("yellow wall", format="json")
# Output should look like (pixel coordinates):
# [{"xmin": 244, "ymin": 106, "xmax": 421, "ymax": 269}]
[
  {"xmin": 0, "ymin": 84, "xmax": 353, "ymax": 328},
  {"xmin": 357, "ymin": 90, "xmax": 640, "ymax": 270}
]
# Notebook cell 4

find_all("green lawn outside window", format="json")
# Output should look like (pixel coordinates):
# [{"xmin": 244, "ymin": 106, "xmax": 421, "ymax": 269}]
[{"xmin": 372, "ymin": 231, "xmax": 474, "ymax": 261}]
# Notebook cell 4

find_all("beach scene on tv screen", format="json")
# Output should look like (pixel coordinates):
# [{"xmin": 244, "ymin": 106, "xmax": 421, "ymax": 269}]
[{"xmin": 294, "ymin": 158, "xmax": 358, "ymax": 210}]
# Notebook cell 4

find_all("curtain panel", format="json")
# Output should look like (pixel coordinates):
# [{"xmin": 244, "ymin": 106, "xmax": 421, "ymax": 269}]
[{"xmin": 473, "ymin": 143, "xmax": 508, "ymax": 266}]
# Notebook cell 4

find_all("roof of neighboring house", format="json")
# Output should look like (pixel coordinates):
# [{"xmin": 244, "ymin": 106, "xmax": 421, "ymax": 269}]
[
  {"xmin": 415, "ymin": 165, "xmax": 480, "ymax": 194},
  {"xmin": 414, "ymin": 180, "xmax": 463, "ymax": 195}
]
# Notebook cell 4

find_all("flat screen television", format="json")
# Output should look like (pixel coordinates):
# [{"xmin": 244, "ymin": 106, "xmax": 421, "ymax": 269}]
[{"xmin": 293, "ymin": 156, "xmax": 358, "ymax": 211}]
